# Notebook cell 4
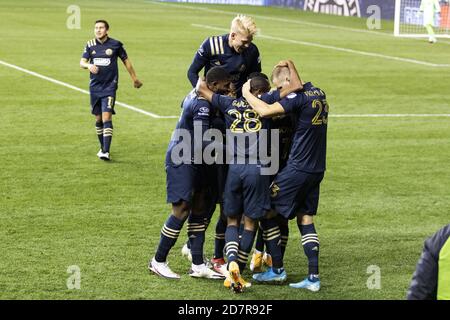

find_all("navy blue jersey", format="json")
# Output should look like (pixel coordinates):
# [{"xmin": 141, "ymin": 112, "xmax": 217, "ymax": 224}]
[
  {"xmin": 81, "ymin": 37, "xmax": 128, "ymax": 94},
  {"xmin": 278, "ymin": 82, "xmax": 328, "ymax": 173},
  {"xmin": 188, "ymin": 34, "xmax": 261, "ymax": 91},
  {"xmin": 166, "ymin": 90, "xmax": 211, "ymax": 165},
  {"xmin": 211, "ymin": 93, "xmax": 271, "ymax": 161}
]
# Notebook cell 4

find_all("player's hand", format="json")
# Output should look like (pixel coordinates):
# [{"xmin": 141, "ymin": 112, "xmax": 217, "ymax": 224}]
[
  {"xmin": 242, "ymin": 79, "xmax": 251, "ymax": 96},
  {"xmin": 195, "ymin": 77, "xmax": 207, "ymax": 95},
  {"xmin": 88, "ymin": 64, "xmax": 99, "ymax": 74},
  {"xmin": 133, "ymin": 79, "xmax": 143, "ymax": 88}
]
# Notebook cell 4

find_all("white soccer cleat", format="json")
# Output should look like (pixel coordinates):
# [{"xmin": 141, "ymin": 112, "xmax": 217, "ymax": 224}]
[
  {"xmin": 97, "ymin": 149, "xmax": 103, "ymax": 158},
  {"xmin": 148, "ymin": 257, "xmax": 180, "ymax": 279},
  {"xmin": 181, "ymin": 243, "xmax": 192, "ymax": 262},
  {"xmin": 99, "ymin": 151, "xmax": 110, "ymax": 161},
  {"xmin": 189, "ymin": 263, "xmax": 225, "ymax": 280}
]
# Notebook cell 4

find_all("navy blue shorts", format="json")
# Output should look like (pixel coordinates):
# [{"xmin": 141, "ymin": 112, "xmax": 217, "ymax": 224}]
[
  {"xmin": 270, "ymin": 164, "xmax": 324, "ymax": 219},
  {"xmin": 91, "ymin": 92, "xmax": 116, "ymax": 115},
  {"xmin": 166, "ymin": 163, "xmax": 214, "ymax": 213},
  {"xmin": 223, "ymin": 164, "xmax": 271, "ymax": 220}
]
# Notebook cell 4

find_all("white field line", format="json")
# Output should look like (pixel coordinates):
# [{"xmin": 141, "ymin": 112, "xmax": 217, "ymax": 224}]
[
  {"xmin": 1, "ymin": 59, "xmax": 449, "ymax": 119},
  {"xmin": 191, "ymin": 23, "xmax": 450, "ymax": 68},
  {"xmin": 148, "ymin": 0, "xmax": 450, "ymax": 45},
  {"xmin": 0, "ymin": 59, "xmax": 177, "ymax": 119}
]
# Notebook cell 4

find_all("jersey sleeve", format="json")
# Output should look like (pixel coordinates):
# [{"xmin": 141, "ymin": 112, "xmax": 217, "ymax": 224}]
[
  {"xmin": 187, "ymin": 38, "xmax": 211, "ymax": 87},
  {"xmin": 278, "ymin": 93, "xmax": 306, "ymax": 114},
  {"xmin": 406, "ymin": 236, "xmax": 440, "ymax": 300},
  {"xmin": 192, "ymin": 99, "xmax": 211, "ymax": 123},
  {"xmin": 211, "ymin": 93, "xmax": 233, "ymax": 114},
  {"xmin": 118, "ymin": 41, "xmax": 128, "ymax": 61},
  {"xmin": 81, "ymin": 44, "xmax": 90, "ymax": 60},
  {"xmin": 259, "ymin": 90, "xmax": 281, "ymax": 104},
  {"xmin": 248, "ymin": 45, "xmax": 262, "ymax": 74}
]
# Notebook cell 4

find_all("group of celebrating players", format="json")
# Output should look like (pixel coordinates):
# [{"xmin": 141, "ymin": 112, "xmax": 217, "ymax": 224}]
[{"xmin": 81, "ymin": 15, "xmax": 328, "ymax": 294}]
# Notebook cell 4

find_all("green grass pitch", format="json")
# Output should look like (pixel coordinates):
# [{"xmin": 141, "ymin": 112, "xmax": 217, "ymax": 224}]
[{"xmin": 0, "ymin": 0, "xmax": 449, "ymax": 300}]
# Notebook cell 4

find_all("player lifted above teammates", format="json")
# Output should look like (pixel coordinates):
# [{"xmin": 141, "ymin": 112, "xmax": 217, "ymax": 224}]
[
  {"xmin": 80, "ymin": 20, "xmax": 142, "ymax": 161},
  {"xmin": 242, "ymin": 60, "xmax": 328, "ymax": 292},
  {"xmin": 148, "ymin": 68, "xmax": 231, "ymax": 280},
  {"xmin": 188, "ymin": 15, "xmax": 261, "ymax": 96}
]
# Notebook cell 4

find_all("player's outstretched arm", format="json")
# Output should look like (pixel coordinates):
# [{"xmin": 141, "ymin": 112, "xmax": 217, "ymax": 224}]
[
  {"xmin": 242, "ymin": 80, "xmax": 285, "ymax": 118},
  {"xmin": 122, "ymin": 58, "xmax": 143, "ymax": 88},
  {"xmin": 195, "ymin": 78, "xmax": 214, "ymax": 102},
  {"xmin": 80, "ymin": 58, "xmax": 99, "ymax": 74}
]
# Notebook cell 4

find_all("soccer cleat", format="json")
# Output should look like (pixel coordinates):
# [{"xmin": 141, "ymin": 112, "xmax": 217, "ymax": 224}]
[
  {"xmin": 97, "ymin": 149, "xmax": 104, "ymax": 158},
  {"xmin": 249, "ymin": 251, "xmax": 263, "ymax": 273},
  {"xmin": 181, "ymin": 243, "xmax": 212, "ymax": 267},
  {"xmin": 181, "ymin": 243, "xmax": 192, "ymax": 262},
  {"xmin": 289, "ymin": 277, "xmax": 321, "ymax": 292},
  {"xmin": 148, "ymin": 257, "xmax": 180, "ymax": 279},
  {"xmin": 99, "ymin": 151, "xmax": 110, "ymax": 161},
  {"xmin": 211, "ymin": 257, "xmax": 227, "ymax": 276},
  {"xmin": 189, "ymin": 263, "xmax": 225, "ymax": 280},
  {"xmin": 262, "ymin": 252, "xmax": 272, "ymax": 268},
  {"xmin": 224, "ymin": 261, "xmax": 250, "ymax": 293},
  {"xmin": 252, "ymin": 267, "xmax": 287, "ymax": 283}
]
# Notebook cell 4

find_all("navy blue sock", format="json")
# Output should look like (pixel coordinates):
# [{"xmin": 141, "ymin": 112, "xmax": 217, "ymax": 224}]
[
  {"xmin": 103, "ymin": 120, "xmax": 113, "ymax": 153},
  {"xmin": 299, "ymin": 223, "xmax": 319, "ymax": 276},
  {"xmin": 237, "ymin": 229, "xmax": 256, "ymax": 272},
  {"xmin": 261, "ymin": 218, "xmax": 283, "ymax": 269},
  {"xmin": 214, "ymin": 217, "xmax": 227, "ymax": 259},
  {"xmin": 155, "ymin": 215, "xmax": 184, "ymax": 263},
  {"xmin": 225, "ymin": 225, "xmax": 239, "ymax": 266},
  {"xmin": 279, "ymin": 221, "xmax": 289, "ymax": 259},
  {"xmin": 187, "ymin": 215, "xmax": 206, "ymax": 265},
  {"xmin": 95, "ymin": 121, "xmax": 104, "ymax": 150},
  {"xmin": 254, "ymin": 225, "xmax": 264, "ymax": 252},
  {"xmin": 238, "ymin": 220, "xmax": 244, "ymax": 240}
]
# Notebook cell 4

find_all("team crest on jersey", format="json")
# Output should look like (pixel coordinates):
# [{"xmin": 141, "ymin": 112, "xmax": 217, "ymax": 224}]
[
  {"xmin": 105, "ymin": 48, "xmax": 113, "ymax": 56},
  {"xmin": 304, "ymin": 0, "xmax": 361, "ymax": 17},
  {"xmin": 270, "ymin": 183, "xmax": 280, "ymax": 198},
  {"xmin": 239, "ymin": 64, "xmax": 246, "ymax": 72}
]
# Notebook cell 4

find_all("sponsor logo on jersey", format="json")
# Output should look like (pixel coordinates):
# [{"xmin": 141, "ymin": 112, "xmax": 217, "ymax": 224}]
[
  {"xmin": 199, "ymin": 107, "xmax": 210, "ymax": 114},
  {"xmin": 287, "ymin": 93, "xmax": 297, "ymax": 99},
  {"xmin": 304, "ymin": 0, "xmax": 360, "ymax": 17},
  {"xmin": 105, "ymin": 48, "xmax": 113, "ymax": 56},
  {"xmin": 93, "ymin": 58, "xmax": 111, "ymax": 66}
]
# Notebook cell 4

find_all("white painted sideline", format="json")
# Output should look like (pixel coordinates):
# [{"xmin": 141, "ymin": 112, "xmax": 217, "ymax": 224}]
[
  {"xmin": 0, "ymin": 59, "xmax": 177, "ymax": 119},
  {"xmin": 191, "ymin": 23, "xmax": 450, "ymax": 68},
  {"xmin": 1, "ymin": 59, "xmax": 449, "ymax": 118},
  {"xmin": 148, "ymin": 0, "xmax": 450, "ymax": 45}
]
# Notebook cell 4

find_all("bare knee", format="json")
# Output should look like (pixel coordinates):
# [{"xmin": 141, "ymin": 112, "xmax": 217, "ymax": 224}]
[
  {"xmin": 171, "ymin": 201, "xmax": 190, "ymax": 221},
  {"xmin": 297, "ymin": 214, "xmax": 313, "ymax": 225}
]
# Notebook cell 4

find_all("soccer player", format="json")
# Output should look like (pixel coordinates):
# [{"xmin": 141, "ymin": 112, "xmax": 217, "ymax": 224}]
[
  {"xmin": 250, "ymin": 68, "xmax": 297, "ymax": 273},
  {"xmin": 148, "ymin": 67, "xmax": 231, "ymax": 280},
  {"xmin": 80, "ymin": 20, "xmax": 142, "ymax": 161},
  {"xmin": 187, "ymin": 14, "xmax": 261, "ymax": 96},
  {"xmin": 197, "ymin": 66, "xmax": 301, "ymax": 292},
  {"xmin": 242, "ymin": 60, "xmax": 328, "ymax": 292},
  {"xmin": 420, "ymin": 0, "xmax": 441, "ymax": 43}
]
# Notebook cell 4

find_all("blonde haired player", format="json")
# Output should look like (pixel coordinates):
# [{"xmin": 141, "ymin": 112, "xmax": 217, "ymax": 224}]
[
  {"xmin": 187, "ymin": 14, "xmax": 261, "ymax": 95},
  {"xmin": 420, "ymin": 0, "xmax": 441, "ymax": 43}
]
